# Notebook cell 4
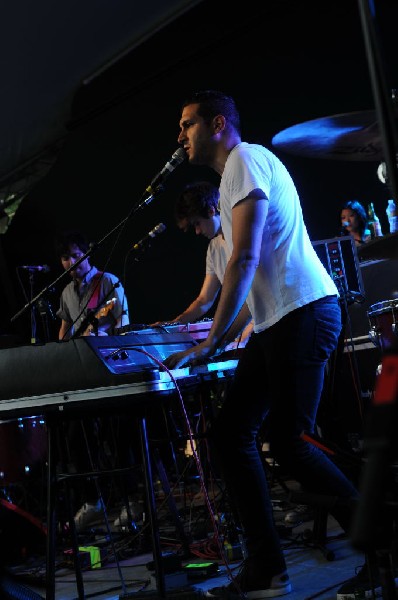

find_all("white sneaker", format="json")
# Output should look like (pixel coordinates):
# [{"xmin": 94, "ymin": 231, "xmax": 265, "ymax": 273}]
[
  {"xmin": 284, "ymin": 504, "xmax": 314, "ymax": 526},
  {"xmin": 114, "ymin": 501, "xmax": 141, "ymax": 529},
  {"xmin": 74, "ymin": 500, "xmax": 102, "ymax": 532}
]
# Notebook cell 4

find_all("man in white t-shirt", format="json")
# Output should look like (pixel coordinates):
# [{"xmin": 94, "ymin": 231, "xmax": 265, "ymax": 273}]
[
  {"xmin": 163, "ymin": 91, "xmax": 362, "ymax": 599},
  {"xmin": 152, "ymin": 180, "xmax": 253, "ymax": 350}
]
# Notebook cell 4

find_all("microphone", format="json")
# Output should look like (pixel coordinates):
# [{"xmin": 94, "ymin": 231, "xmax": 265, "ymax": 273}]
[
  {"xmin": 340, "ymin": 221, "xmax": 350, "ymax": 236},
  {"xmin": 133, "ymin": 223, "xmax": 166, "ymax": 251},
  {"xmin": 146, "ymin": 147, "xmax": 186, "ymax": 194},
  {"xmin": 20, "ymin": 265, "xmax": 50, "ymax": 272}
]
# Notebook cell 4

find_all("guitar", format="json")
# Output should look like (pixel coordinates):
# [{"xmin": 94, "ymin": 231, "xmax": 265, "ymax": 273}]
[{"xmin": 82, "ymin": 297, "xmax": 116, "ymax": 336}]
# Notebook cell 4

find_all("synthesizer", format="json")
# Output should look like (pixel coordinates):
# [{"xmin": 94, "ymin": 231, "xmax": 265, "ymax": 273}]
[
  {"xmin": 116, "ymin": 318, "xmax": 248, "ymax": 350},
  {"xmin": 115, "ymin": 318, "xmax": 213, "ymax": 341},
  {"xmin": 0, "ymin": 332, "xmax": 239, "ymax": 418}
]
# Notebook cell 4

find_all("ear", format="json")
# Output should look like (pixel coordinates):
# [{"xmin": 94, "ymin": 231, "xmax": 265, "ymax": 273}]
[
  {"xmin": 207, "ymin": 206, "xmax": 216, "ymax": 217},
  {"xmin": 213, "ymin": 114, "xmax": 226, "ymax": 134}
]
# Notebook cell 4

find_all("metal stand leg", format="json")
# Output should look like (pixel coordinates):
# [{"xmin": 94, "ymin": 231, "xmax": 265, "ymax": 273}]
[
  {"xmin": 152, "ymin": 447, "xmax": 191, "ymax": 557},
  {"xmin": 45, "ymin": 416, "xmax": 56, "ymax": 600},
  {"xmin": 46, "ymin": 415, "xmax": 86, "ymax": 600},
  {"xmin": 139, "ymin": 416, "xmax": 166, "ymax": 598},
  {"xmin": 377, "ymin": 549, "xmax": 398, "ymax": 600}
]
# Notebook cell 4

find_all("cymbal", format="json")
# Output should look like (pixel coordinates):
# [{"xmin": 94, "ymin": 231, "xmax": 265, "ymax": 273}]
[
  {"xmin": 358, "ymin": 232, "xmax": 398, "ymax": 261},
  {"xmin": 271, "ymin": 110, "xmax": 392, "ymax": 161}
]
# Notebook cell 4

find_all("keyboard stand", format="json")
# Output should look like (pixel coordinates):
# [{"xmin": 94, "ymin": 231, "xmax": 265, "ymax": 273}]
[{"xmin": 44, "ymin": 411, "xmax": 170, "ymax": 600}]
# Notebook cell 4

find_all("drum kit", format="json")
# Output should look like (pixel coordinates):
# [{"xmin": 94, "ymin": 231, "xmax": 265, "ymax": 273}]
[
  {"xmin": 272, "ymin": 108, "xmax": 389, "ymax": 162},
  {"xmin": 272, "ymin": 106, "xmax": 398, "ymax": 353},
  {"xmin": 0, "ymin": 416, "xmax": 47, "ymax": 484},
  {"xmin": 273, "ymin": 96, "xmax": 398, "ymax": 565}
]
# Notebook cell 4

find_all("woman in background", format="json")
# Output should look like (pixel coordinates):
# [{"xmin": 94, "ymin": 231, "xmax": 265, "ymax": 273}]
[{"xmin": 340, "ymin": 200, "xmax": 371, "ymax": 246}]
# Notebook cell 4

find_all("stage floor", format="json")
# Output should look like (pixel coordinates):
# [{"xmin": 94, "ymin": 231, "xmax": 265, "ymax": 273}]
[{"xmin": 0, "ymin": 476, "xmax": 373, "ymax": 600}]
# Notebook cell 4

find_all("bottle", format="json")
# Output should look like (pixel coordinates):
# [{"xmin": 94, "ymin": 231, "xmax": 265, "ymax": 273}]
[
  {"xmin": 367, "ymin": 202, "xmax": 383, "ymax": 238},
  {"xmin": 386, "ymin": 198, "xmax": 398, "ymax": 234}
]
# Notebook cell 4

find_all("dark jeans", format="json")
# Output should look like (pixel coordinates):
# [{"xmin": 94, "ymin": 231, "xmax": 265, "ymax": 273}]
[{"xmin": 209, "ymin": 295, "xmax": 358, "ymax": 572}]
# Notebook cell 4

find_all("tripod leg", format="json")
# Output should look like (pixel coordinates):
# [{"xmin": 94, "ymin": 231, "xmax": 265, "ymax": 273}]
[
  {"xmin": 139, "ymin": 416, "xmax": 166, "ymax": 598},
  {"xmin": 152, "ymin": 447, "xmax": 191, "ymax": 557}
]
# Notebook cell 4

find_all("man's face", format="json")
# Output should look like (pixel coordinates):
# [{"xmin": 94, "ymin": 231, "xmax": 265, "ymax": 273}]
[
  {"xmin": 60, "ymin": 243, "xmax": 91, "ymax": 279},
  {"xmin": 190, "ymin": 212, "xmax": 220, "ymax": 240},
  {"xmin": 178, "ymin": 103, "xmax": 214, "ymax": 165}
]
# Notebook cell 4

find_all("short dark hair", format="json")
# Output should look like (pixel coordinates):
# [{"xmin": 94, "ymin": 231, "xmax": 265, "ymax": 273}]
[
  {"xmin": 182, "ymin": 90, "xmax": 241, "ymax": 135},
  {"xmin": 54, "ymin": 230, "xmax": 91, "ymax": 257},
  {"xmin": 175, "ymin": 181, "xmax": 220, "ymax": 230}
]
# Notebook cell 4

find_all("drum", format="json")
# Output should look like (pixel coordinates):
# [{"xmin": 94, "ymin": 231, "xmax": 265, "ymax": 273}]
[
  {"xmin": 0, "ymin": 416, "xmax": 47, "ymax": 483},
  {"xmin": 367, "ymin": 299, "xmax": 398, "ymax": 351}
]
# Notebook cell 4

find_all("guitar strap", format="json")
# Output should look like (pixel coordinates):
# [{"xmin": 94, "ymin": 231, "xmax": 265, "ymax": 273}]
[{"xmin": 87, "ymin": 271, "xmax": 104, "ymax": 310}]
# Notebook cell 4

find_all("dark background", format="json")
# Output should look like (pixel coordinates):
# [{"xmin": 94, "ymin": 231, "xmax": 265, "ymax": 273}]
[{"xmin": 1, "ymin": 0, "xmax": 398, "ymax": 345}]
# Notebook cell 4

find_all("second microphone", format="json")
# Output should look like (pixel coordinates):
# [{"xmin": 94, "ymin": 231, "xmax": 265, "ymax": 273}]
[{"xmin": 133, "ymin": 223, "xmax": 166, "ymax": 251}]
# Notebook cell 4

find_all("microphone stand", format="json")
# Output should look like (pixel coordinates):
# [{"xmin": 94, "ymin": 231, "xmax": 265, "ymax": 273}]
[
  {"xmin": 7, "ymin": 181, "xmax": 174, "ymax": 600},
  {"xmin": 11, "ymin": 245, "xmax": 97, "ymax": 327},
  {"xmin": 10, "ymin": 186, "xmax": 162, "ymax": 328},
  {"xmin": 36, "ymin": 296, "xmax": 53, "ymax": 343},
  {"xmin": 28, "ymin": 270, "xmax": 38, "ymax": 344},
  {"xmin": 354, "ymin": 6, "xmax": 398, "ymax": 598},
  {"xmin": 357, "ymin": 0, "xmax": 398, "ymax": 202}
]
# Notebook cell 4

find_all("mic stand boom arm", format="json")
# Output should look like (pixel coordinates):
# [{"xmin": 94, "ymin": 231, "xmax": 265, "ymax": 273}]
[
  {"xmin": 10, "ymin": 189, "xmax": 159, "ymax": 325},
  {"xmin": 10, "ymin": 243, "xmax": 99, "ymax": 324}
]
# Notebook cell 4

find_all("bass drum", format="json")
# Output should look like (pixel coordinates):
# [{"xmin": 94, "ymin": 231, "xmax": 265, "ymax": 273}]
[
  {"xmin": 0, "ymin": 416, "xmax": 47, "ymax": 483},
  {"xmin": 368, "ymin": 299, "xmax": 398, "ymax": 351}
]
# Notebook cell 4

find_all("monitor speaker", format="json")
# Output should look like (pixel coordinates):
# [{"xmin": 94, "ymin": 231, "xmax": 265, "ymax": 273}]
[{"xmin": 312, "ymin": 236, "xmax": 365, "ymax": 303}]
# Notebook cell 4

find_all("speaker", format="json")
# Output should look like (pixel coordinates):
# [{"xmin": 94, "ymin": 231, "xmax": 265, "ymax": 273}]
[
  {"xmin": 312, "ymin": 236, "xmax": 365, "ymax": 302},
  {"xmin": 313, "ymin": 238, "xmax": 379, "ymax": 454}
]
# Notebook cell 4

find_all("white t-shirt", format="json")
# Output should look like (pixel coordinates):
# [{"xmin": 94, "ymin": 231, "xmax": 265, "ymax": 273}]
[
  {"xmin": 206, "ymin": 233, "xmax": 229, "ymax": 283},
  {"xmin": 219, "ymin": 142, "xmax": 338, "ymax": 333}
]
